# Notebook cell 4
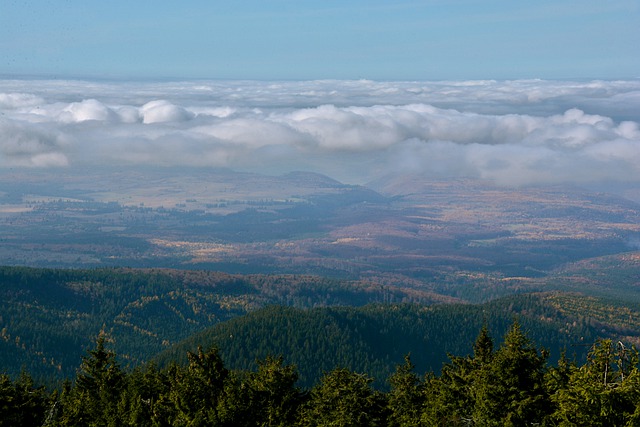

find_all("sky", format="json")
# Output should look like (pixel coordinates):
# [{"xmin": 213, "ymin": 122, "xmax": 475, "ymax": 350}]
[
  {"xmin": 0, "ymin": 2, "xmax": 639, "ymax": 189},
  {"xmin": 1, "ymin": 1, "xmax": 638, "ymax": 80}
]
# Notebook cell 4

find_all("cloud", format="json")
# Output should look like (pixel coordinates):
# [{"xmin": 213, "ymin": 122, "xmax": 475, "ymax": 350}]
[
  {"xmin": 0, "ymin": 79, "xmax": 638, "ymax": 185},
  {"xmin": 0, "ymin": 118, "xmax": 69, "ymax": 167},
  {"xmin": 140, "ymin": 100, "xmax": 194, "ymax": 124},
  {"xmin": 59, "ymin": 99, "xmax": 120, "ymax": 123},
  {"xmin": 0, "ymin": 93, "xmax": 45, "ymax": 109}
]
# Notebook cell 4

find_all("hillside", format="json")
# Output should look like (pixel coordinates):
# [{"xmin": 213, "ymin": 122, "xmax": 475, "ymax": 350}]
[
  {"xmin": 0, "ymin": 266, "xmax": 445, "ymax": 384},
  {"xmin": 2, "ymin": 264, "xmax": 640, "ymax": 386},
  {"xmin": 156, "ymin": 293, "xmax": 640, "ymax": 388},
  {"xmin": 540, "ymin": 252, "xmax": 640, "ymax": 299}
]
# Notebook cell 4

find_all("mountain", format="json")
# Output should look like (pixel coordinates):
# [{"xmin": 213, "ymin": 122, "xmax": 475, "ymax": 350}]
[{"xmin": 540, "ymin": 252, "xmax": 640, "ymax": 299}]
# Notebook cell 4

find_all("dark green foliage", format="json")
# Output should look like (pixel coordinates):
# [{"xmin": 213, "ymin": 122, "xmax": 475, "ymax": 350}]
[
  {"xmin": 117, "ymin": 363, "xmax": 172, "ymax": 427},
  {"xmin": 387, "ymin": 355, "xmax": 424, "ymax": 427},
  {"xmin": 246, "ymin": 356, "xmax": 304, "ymax": 427},
  {"xmin": 472, "ymin": 321, "xmax": 550, "ymax": 426},
  {"xmin": 155, "ymin": 298, "xmax": 606, "ymax": 389},
  {"xmin": 0, "ymin": 265, "xmax": 438, "ymax": 384},
  {"xmin": 4, "ymin": 264, "xmax": 640, "ymax": 388},
  {"xmin": 551, "ymin": 339, "xmax": 640, "ymax": 426},
  {"xmin": 423, "ymin": 323, "xmax": 551, "ymax": 426},
  {"xmin": 2, "ymin": 322, "xmax": 640, "ymax": 427},
  {"xmin": 52, "ymin": 335, "xmax": 126, "ymax": 426},
  {"xmin": 168, "ymin": 346, "xmax": 229, "ymax": 426},
  {"xmin": 299, "ymin": 368, "xmax": 386, "ymax": 427},
  {"xmin": 0, "ymin": 371, "xmax": 49, "ymax": 427},
  {"xmin": 473, "ymin": 324, "xmax": 494, "ymax": 364}
]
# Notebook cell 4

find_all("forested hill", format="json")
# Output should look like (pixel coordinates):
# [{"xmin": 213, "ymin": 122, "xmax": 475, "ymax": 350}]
[
  {"xmin": 5, "ymin": 324, "xmax": 640, "ymax": 426},
  {"xmin": 2, "ymin": 265, "xmax": 640, "ymax": 387},
  {"xmin": 0, "ymin": 265, "xmax": 444, "ymax": 384},
  {"xmin": 155, "ymin": 295, "xmax": 640, "ymax": 388}
]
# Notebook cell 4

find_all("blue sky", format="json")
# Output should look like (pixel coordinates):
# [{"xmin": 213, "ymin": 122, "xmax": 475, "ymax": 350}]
[{"xmin": 1, "ymin": 1, "xmax": 638, "ymax": 80}]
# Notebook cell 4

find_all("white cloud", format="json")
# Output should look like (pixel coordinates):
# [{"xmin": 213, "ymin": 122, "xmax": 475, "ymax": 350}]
[
  {"xmin": 0, "ymin": 79, "xmax": 638, "ymax": 185},
  {"xmin": 0, "ymin": 93, "xmax": 45, "ymax": 109},
  {"xmin": 140, "ymin": 100, "xmax": 194, "ymax": 124},
  {"xmin": 0, "ymin": 118, "xmax": 69, "ymax": 167},
  {"xmin": 59, "ymin": 99, "xmax": 119, "ymax": 123}
]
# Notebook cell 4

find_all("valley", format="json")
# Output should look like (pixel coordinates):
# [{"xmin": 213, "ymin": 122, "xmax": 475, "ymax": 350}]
[
  {"xmin": 1, "ymin": 167, "xmax": 640, "ymax": 386},
  {"xmin": 1, "ymin": 167, "xmax": 638, "ymax": 304}
]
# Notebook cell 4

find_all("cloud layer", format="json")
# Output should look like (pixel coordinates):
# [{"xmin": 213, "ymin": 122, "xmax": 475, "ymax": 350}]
[{"xmin": 0, "ymin": 79, "xmax": 639, "ymax": 185}]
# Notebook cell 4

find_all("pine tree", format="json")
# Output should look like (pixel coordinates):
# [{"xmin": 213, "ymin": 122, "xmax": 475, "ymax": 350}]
[
  {"xmin": 248, "ymin": 356, "xmax": 303, "ymax": 427},
  {"xmin": 0, "ymin": 371, "xmax": 48, "ymax": 427},
  {"xmin": 387, "ymin": 355, "xmax": 424, "ymax": 427},
  {"xmin": 473, "ymin": 324, "xmax": 494, "ymax": 366},
  {"xmin": 50, "ymin": 335, "xmax": 126, "ymax": 427},
  {"xmin": 117, "ymin": 363, "xmax": 172, "ymax": 427},
  {"xmin": 299, "ymin": 368, "xmax": 386, "ymax": 427},
  {"xmin": 552, "ymin": 339, "xmax": 640, "ymax": 426},
  {"xmin": 169, "ymin": 346, "xmax": 229, "ymax": 426},
  {"xmin": 473, "ymin": 321, "xmax": 550, "ymax": 426},
  {"xmin": 421, "ymin": 325, "xmax": 494, "ymax": 426}
]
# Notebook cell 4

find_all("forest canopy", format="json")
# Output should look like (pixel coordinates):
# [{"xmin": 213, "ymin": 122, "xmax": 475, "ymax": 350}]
[{"xmin": 3, "ymin": 323, "xmax": 640, "ymax": 427}]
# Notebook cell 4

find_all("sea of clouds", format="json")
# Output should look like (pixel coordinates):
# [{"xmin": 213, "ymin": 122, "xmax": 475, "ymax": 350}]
[{"xmin": 0, "ymin": 79, "xmax": 639, "ymax": 185}]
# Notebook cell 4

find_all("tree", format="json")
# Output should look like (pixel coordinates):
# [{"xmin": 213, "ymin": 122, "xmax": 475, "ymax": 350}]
[
  {"xmin": 248, "ymin": 356, "xmax": 303, "ymax": 427},
  {"xmin": 0, "ymin": 371, "xmax": 48, "ymax": 427},
  {"xmin": 387, "ymin": 355, "xmax": 424, "ymax": 427},
  {"xmin": 169, "ymin": 346, "xmax": 229, "ymax": 426},
  {"xmin": 552, "ymin": 339, "xmax": 640, "ymax": 426},
  {"xmin": 421, "ymin": 326, "xmax": 494, "ymax": 426},
  {"xmin": 422, "ymin": 321, "xmax": 551, "ymax": 426},
  {"xmin": 472, "ymin": 321, "xmax": 550, "ymax": 426},
  {"xmin": 472, "ymin": 324, "xmax": 494, "ymax": 366},
  {"xmin": 49, "ymin": 335, "xmax": 126, "ymax": 427},
  {"xmin": 300, "ymin": 368, "xmax": 386, "ymax": 427},
  {"xmin": 117, "ymin": 363, "xmax": 172, "ymax": 427}
]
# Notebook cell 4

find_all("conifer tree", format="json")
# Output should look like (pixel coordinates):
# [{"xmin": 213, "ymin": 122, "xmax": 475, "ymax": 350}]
[
  {"xmin": 48, "ymin": 335, "xmax": 126, "ymax": 427},
  {"xmin": 473, "ymin": 324, "xmax": 494, "ymax": 366},
  {"xmin": 0, "ymin": 371, "xmax": 48, "ymax": 427},
  {"xmin": 117, "ymin": 363, "xmax": 172, "ymax": 427},
  {"xmin": 421, "ymin": 325, "xmax": 494, "ymax": 425},
  {"xmin": 387, "ymin": 355, "xmax": 424, "ymax": 427},
  {"xmin": 248, "ymin": 356, "xmax": 303, "ymax": 427},
  {"xmin": 552, "ymin": 339, "xmax": 640, "ymax": 426},
  {"xmin": 472, "ymin": 321, "xmax": 550, "ymax": 426},
  {"xmin": 300, "ymin": 368, "xmax": 386, "ymax": 427},
  {"xmin": 544, "ymin": 349, "xmax": 576, "ymax": 409},
  {"xmin": 169, "ymin": 346, "xmax": 229, "ymax": 426}
]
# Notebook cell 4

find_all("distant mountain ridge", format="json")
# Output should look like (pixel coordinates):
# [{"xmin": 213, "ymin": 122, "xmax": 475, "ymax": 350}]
[{"xmin": 282, "ymin": 171, "xmax": 345, "ymax": 188}]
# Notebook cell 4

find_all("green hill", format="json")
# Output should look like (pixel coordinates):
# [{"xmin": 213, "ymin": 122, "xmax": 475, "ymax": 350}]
[
  {"xmin": 3, "ymin": 264, "xmax": 640, "ymax": 388},
  {"xmin": 155, "ymin": 292, "xmax": 640, "ymax": 388},
  {"xmin": 0, "ymin": 265, "xmax": 443, "ymax": 384}
]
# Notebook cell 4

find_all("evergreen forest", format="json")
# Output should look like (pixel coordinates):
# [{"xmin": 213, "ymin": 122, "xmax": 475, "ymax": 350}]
[
  {"xmin": 4, "ymin": 266, "xmax": 640, "ymax": 425},
  {"xmin": 3, "ymin": 323, "xmax": 640, "ymax": 426},
  {"xmin": 4, "ymin": 266, "xmax": 640, "ymax": 387}
]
